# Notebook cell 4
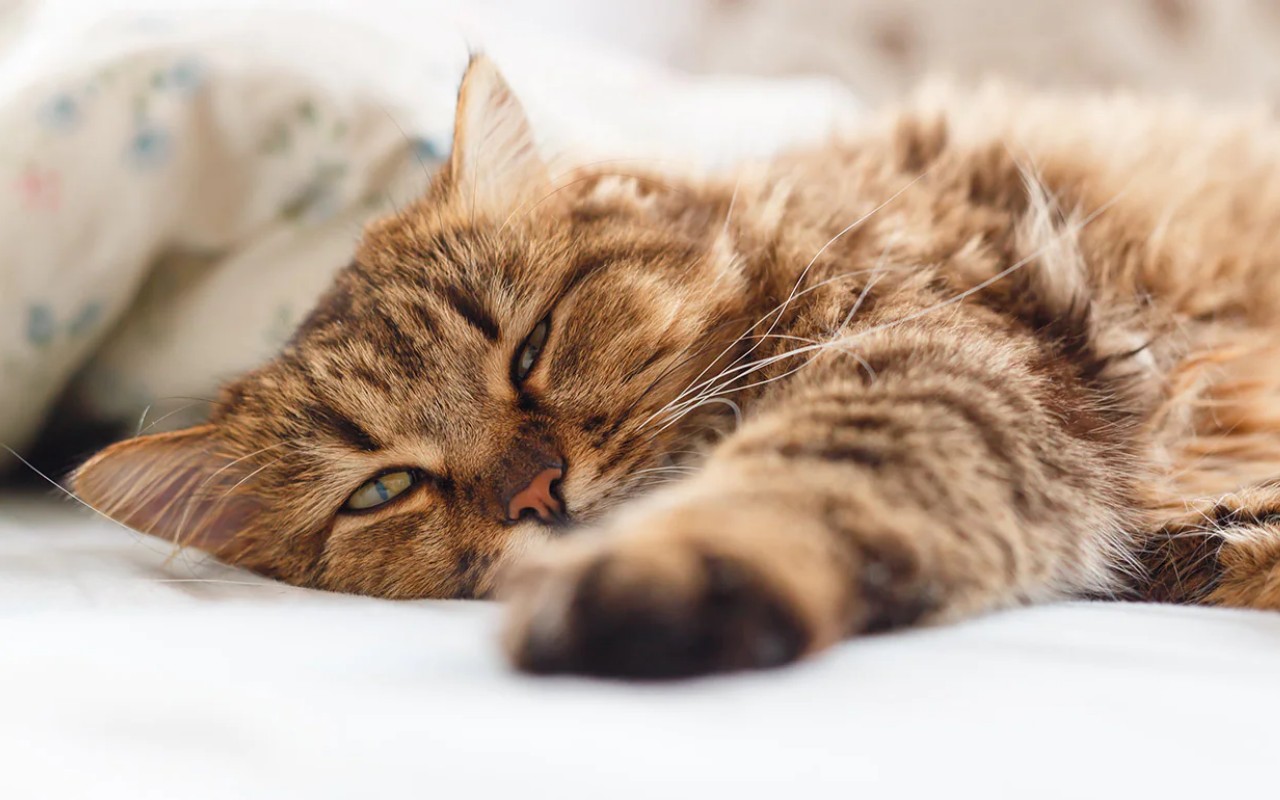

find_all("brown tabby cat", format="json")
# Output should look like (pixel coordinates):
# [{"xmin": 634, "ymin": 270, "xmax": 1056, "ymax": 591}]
[{"xmin": 75, "ymin": 57, "xmax": 1280, "ymax": 678}]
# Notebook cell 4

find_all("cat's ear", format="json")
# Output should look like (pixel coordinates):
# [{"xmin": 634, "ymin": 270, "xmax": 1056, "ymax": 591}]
[
  {"xmin": 443, "ymin": 54, "xmax": 550, "ymax": 216},
  {"xmin": 73, "ymin": 424, "xmax": 264, "ymax": 560}
]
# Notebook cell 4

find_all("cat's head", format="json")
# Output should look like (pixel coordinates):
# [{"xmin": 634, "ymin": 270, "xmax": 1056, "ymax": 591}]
[{"xmin": 74, "ymin": 57, "xmax": 755, "ymax": 598}]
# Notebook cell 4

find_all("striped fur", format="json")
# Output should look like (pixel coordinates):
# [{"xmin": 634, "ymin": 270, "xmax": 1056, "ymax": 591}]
[{"xmin": 77, "ymin": 60, "xmax": 1280, "ymax": 677}]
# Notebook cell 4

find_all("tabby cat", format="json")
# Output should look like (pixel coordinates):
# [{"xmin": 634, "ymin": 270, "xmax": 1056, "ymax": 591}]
[{"xmin": 75, "ymin": 57, "xmax": 1280, "ymax": 678}]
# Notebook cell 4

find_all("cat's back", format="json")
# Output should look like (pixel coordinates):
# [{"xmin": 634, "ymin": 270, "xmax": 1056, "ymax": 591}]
[{"xmin": 772, "ymin": 84, "xmax": 1280, "ymax": 324}]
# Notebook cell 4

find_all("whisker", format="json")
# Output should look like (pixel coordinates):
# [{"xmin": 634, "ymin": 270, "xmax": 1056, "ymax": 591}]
[
  {"xmin": 630, "ymin": 173, "xmax": 931, "ymax": 435},
  {"xmin": 735, "ymin": 168, "xmax": 934, "ymax": 375},
  {"xmin": 136, "ymin": 402, "xmax": 210, "ymax": 435},
  {"xmin": 0, "ymin": 443, "xmax": 170, "ymax": 555},
  {"xmin": 641, "ymin": 266, "xmax": 908, "ymax": 430},
  {"xmin": 844, "ymin": 186, "xmax": 1129, "ymax": 344},
  {"xmin": 660, "ymin": 183, "xmax": 1130, "ymax": 432},
  {"xmin": 656, "ymin": 360, "xmax": 812, "ymax": 434},
  {"xmin": 135, "ymin": 404, "xmax": 153, "ymax": 436},
  {"xmin": 169, "ymin": 442, "xmax": 289, "ymax": 552},
  {"xmin": 376, "ymin": 101, "xmax": 436, "ymax": 186}
]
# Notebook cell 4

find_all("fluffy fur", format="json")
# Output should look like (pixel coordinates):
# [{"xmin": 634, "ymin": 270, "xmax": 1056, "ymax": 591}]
[{"xmin": 75, "ymin": 58, "xmax": 1280, "ymax": 677}]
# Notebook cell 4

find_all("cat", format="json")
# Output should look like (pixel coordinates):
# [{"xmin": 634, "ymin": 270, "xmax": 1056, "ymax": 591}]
[{"xmin": 74, "ymin": 56, "xmax": 1280, "ymax": 678}]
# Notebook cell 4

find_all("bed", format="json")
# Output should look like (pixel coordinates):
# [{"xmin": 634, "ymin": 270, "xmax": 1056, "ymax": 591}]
[{"xmin": 3, "ymin": 493, "xmax": 1277, "ymax": 798}]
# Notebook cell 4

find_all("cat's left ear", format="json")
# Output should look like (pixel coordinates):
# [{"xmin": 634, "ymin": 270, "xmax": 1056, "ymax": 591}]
[
  {"xmin": 72, "ymin": 425, "xmax": 265, "ymax": 562},
  {"xmin": 444, "ymin": 54, "xmax": 551, "ymax": 216}
]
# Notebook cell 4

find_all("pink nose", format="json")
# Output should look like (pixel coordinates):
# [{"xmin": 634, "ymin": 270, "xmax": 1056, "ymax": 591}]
[{"xmin": 506, "ymin": 466, "xmax": 565, "ymax": 524}]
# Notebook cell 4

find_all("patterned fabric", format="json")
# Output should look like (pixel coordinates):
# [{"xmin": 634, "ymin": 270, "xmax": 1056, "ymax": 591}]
[{"xmin": 0, "ymin": 12, "xmax": 445, "ymax": 459}]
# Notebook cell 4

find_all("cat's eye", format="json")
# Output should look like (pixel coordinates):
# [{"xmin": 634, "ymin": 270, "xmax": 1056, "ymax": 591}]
[
  {"xmin": 344, "ymin": 470, "xmax": 417, "ymax": 512},
  {"xmin": 512, "ymin": 317, "xmax": 551, "ymax": 384}
]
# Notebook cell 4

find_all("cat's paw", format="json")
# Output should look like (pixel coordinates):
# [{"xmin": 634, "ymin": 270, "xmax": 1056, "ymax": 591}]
[
  {"xmin": 501, "ymin": 541, "xmax": 809, "ymax": 679},
  {"xmin": 498, "ymin": 500, "xmax": 848, "ymax": 679}
]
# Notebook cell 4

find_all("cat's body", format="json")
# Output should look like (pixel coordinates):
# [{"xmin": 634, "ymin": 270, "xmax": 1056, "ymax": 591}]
[{"xmin": 76, "ymin": 60, "xmax": 1280, "ymax": 677}]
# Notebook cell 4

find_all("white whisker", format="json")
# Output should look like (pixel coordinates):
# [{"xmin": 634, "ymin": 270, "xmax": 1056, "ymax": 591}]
[
  {"xmin": 0, "ymin": 443, "xmax": 168, "ymax": 555},
  {"xmin": 645, "ymin": 172, "xmax": 931, "ymax": 434}
]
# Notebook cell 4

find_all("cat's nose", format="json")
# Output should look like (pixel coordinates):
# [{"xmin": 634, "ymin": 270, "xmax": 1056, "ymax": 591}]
[{"xmin": 505, "ymin": 465, "xmax": 566, "ymax": 525}]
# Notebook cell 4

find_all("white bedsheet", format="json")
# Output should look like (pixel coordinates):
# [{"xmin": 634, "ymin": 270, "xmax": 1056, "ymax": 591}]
[{"xmin": 2, "ymin": 493, "xmax": 1276, "ymax": 799}]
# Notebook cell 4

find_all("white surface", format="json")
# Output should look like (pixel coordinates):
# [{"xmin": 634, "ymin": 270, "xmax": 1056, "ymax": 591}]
[{"xmin": 2, "ymin": 492, "xmax": 1278, "ymax": 799}]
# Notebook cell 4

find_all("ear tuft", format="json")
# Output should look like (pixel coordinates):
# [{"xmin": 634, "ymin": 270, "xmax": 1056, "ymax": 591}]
[
  {"xmin": 73, "ymin": 425, "xmax": 264, "ymax": 559},
  {"xmin": 446, "ymin": 55, "xmax": 550, "ymax": 216}
]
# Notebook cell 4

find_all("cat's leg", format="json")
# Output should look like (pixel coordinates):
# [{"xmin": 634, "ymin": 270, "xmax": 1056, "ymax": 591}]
[
  {"xmin": 500, "ymin": 314, "xmax": 1142, "ymax": 678},
  {"xmin": 1136, "ymin": 486, "xmax": 1280, "ymax": 608}
]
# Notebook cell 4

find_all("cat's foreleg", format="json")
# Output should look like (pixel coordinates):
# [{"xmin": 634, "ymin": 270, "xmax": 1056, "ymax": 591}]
[{"xmin": 500, "ymin": 317, "xmax": 1140, "ymax": 677}]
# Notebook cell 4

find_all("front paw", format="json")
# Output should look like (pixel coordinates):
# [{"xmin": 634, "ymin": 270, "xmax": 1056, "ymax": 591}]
[{"xmin": 498, "ymin": 524, "xmax": 816, "ymax": 679}]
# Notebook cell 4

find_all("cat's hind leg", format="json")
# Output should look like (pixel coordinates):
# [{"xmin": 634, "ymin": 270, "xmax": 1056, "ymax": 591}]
[{"xmin": 1137, "ymin": 485, "xmax": 1280, "ymax": 608}]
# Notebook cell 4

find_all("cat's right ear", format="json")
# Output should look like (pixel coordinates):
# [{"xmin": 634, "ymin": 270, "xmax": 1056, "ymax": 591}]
[
  {"xmin": 73, "ymin": 425, "xmax": 264, "ymax": 560},
  {"xmin": 439, "ymin": 54, "xmax": 551, "ymax": 217}
]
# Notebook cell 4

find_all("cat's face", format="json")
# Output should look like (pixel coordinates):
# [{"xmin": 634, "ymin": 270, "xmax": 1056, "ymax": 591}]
[{"xmin": 74, "ymin": 58, "xmax": 752, "ymax": 597}]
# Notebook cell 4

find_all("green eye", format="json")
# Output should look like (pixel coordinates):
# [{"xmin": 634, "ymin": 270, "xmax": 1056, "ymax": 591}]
[
  {"xmin": 512, "ymin": 317, "xmax": 550, "ymax": 384},
  {"xmin": 345, "ymin": 470, "xmax": 417, "ymax": 511}
]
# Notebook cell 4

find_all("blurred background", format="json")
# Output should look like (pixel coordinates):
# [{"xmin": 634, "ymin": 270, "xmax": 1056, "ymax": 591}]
[
  {"xmin": 4, "ymin": 0, "xmax": 1280, "ymax": 481},
  {"xmin": 542, "ymin": 0, "xmax": 1280, "ymax": 103},
  {"xmin": 675, "ymin": 0, "xmax": 1280, "ymax": 102},
  {"xmin": 5, "ymin": 5, "xmax": 1280, "ymax": 798}
]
